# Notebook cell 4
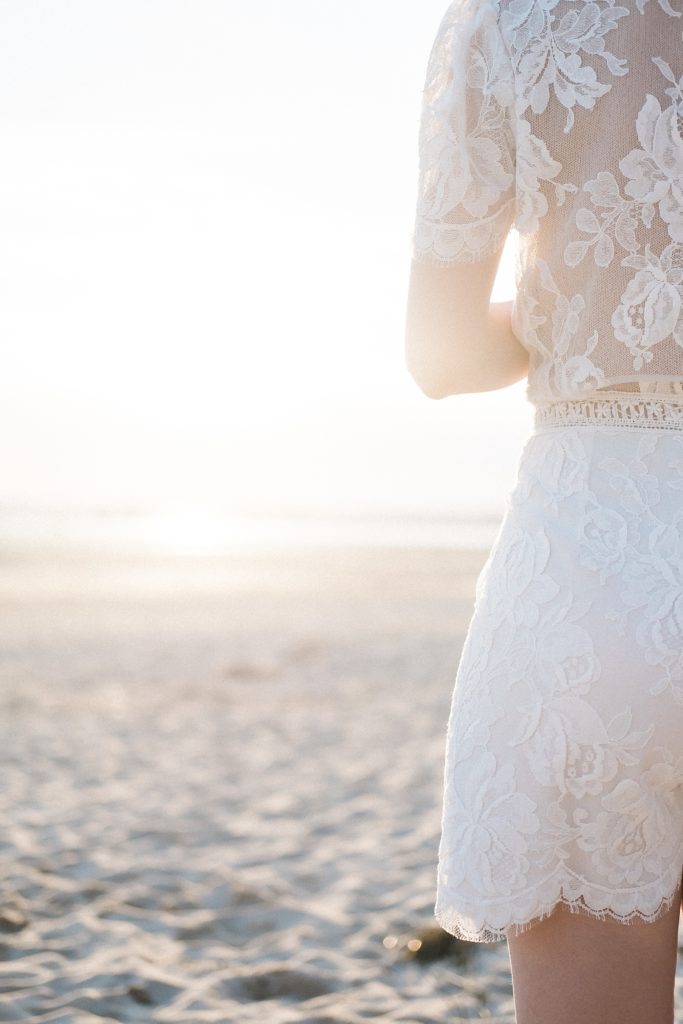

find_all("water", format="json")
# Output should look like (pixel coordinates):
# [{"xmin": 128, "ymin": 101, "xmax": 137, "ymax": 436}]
[{"xmin": 0, "ymin": 504, "xmax": 502, "ymax": 556}]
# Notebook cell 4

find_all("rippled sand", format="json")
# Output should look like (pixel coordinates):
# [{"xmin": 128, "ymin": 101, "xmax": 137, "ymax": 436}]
[{"xmin": 0, "ymin": 544, "xmax": 681, "ymax": 1022}]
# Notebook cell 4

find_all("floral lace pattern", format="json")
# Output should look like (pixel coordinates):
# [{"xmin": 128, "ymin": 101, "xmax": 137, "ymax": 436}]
[
  {"xmin": 412, "ymin": 0, "xmax": 518, "ymax": 265},
  {"xmin": 411, "ymin": 0, "xmax": 683, "ymax": 402},
  {"xmin": 436, "ymin": 418, "xmax": 683, "ymax": 942},
  {"xmin": 412, "ymin": 0, "xmax": 683, "ymax": 946}
]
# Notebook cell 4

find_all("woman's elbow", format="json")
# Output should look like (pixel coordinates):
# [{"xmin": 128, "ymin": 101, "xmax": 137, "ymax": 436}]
[{"xmin": 404, "ymin": 351, "xmax": 458, "ymax": 400}]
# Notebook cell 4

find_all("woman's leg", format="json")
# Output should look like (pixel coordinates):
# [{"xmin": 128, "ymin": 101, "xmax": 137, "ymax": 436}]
[{"xmin": 507, "ymin": 879, "xmax": 682, "ymax": 1024}]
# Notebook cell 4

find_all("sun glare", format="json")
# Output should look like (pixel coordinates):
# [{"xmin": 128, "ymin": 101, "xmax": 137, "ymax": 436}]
[{"xmin": 146, "ymin": 505, "xmax": 236, "ymax": 555}]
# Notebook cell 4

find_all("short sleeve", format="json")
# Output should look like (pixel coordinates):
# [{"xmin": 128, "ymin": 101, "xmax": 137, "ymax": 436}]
[{"xmin": 411, "ymin": 0, "xmax": 517, "ymax": 266}]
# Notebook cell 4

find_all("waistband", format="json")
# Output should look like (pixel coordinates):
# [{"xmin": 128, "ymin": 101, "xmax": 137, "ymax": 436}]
[{"xmin": 533, "ymin": 395, "xmax": 683, "ymax": 431}]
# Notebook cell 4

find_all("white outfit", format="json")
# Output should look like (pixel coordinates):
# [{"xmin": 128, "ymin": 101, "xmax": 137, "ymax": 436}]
[
  {"xmin": 412, "ymin": 0, "xmax": 683, "ymax": 407},
  {"xmin": 410, "ymin": 0, "xmax": 683, "ymax": 942}
]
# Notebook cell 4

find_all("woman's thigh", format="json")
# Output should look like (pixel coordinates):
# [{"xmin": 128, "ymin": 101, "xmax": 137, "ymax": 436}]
[{"xmin": 507, "ymin": 883, "xmax": 682, "ymax": 1024}]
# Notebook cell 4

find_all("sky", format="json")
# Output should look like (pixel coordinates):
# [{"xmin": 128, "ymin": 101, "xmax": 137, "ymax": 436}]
[{"xmin": 0, "ymin": 0, "xmax": 534, "ymax": 522}]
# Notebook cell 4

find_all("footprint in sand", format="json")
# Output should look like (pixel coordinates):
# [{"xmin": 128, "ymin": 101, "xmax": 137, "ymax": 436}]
[{"xmin": 222, "ymin": 967, "xmax": 337, "ymax": 1002}]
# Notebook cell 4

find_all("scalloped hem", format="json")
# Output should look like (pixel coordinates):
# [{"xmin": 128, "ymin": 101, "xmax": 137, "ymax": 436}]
[{"xmin": 435, "ymin": 877, "xmax": 683, "ymax": 945}]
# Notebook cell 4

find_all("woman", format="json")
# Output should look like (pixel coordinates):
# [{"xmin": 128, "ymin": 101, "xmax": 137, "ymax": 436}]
[{"xmin": 404, "ymin": 1, "xmax": 683, "ymax": 1021}]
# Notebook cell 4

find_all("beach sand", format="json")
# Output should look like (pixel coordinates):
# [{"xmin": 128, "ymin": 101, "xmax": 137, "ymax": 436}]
[{"xmin": 0, "ymin": 543, "xmax": 681, "ymax": 1023}]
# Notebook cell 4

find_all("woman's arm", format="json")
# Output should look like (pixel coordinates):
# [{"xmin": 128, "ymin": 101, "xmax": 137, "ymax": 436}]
[{"xmin": 404, "ymin": 248, "xmax": 529, "ymax": 400}]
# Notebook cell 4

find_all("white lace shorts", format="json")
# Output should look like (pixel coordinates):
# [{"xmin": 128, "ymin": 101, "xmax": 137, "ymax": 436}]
[{"xmin": 436, "ymin": 395, "xmax": 683, "ymax": 943}]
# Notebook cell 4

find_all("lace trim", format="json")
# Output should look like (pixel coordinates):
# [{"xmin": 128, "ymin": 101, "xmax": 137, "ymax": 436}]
[
  {"xmin": 435, "ymin": 863, "xmax": 683, "ymax": 944},
  {"xmin": 412, "ymin": 198, "xmax": 515, "ymax": 266},
  {"xmin": 533, "ymin": 395, "xmax": 683, "ymax": 431}
]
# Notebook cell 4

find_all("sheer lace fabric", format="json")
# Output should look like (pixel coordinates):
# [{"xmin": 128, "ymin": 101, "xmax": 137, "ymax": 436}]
[
  {"xmin": 411, "ymin": 0, "xmax": 683, "ymax": 405},
  {"xmin": 411, "ymin": 0, "xmax": 683, "ymax": 944},
  {"xmin": 436, "ymin": 415, "xmax": 683, "ymax": 943}
]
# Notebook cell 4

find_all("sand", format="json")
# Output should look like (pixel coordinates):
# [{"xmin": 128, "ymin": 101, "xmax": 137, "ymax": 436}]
[{"xmin": 0, "ymin": 542, "xmax": 681, "ymax": 1023}]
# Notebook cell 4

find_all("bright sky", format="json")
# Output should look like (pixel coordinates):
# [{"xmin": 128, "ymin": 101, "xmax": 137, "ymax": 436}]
[{"xmin": 0, "ymin": 0, "xmax": 534, "ymax": 521}]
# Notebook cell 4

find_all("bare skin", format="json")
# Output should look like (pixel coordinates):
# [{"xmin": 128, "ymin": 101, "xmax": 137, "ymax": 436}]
[
  {"xmin": 404, "ymin": 249, "xmax": 529, "ymax": 399},
  {"xmin": 506, "ymin": 873, "xmax": 683, "ymax": 1024}
]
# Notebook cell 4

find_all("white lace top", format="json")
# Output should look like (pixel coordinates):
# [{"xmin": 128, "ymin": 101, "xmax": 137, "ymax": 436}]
[{"xmin": 411, "ymin": 0, "xmax": 683, "ymax": 406}]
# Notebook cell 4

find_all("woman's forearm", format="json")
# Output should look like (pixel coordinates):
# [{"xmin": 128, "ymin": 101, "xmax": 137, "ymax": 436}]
[
  {"xmin": 440, "ymin": 300, "xmax": 529, "ymax": 396},
  {"xmin": 405, "ymin": 272, "xmax": 530, "ymax": 398}
]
